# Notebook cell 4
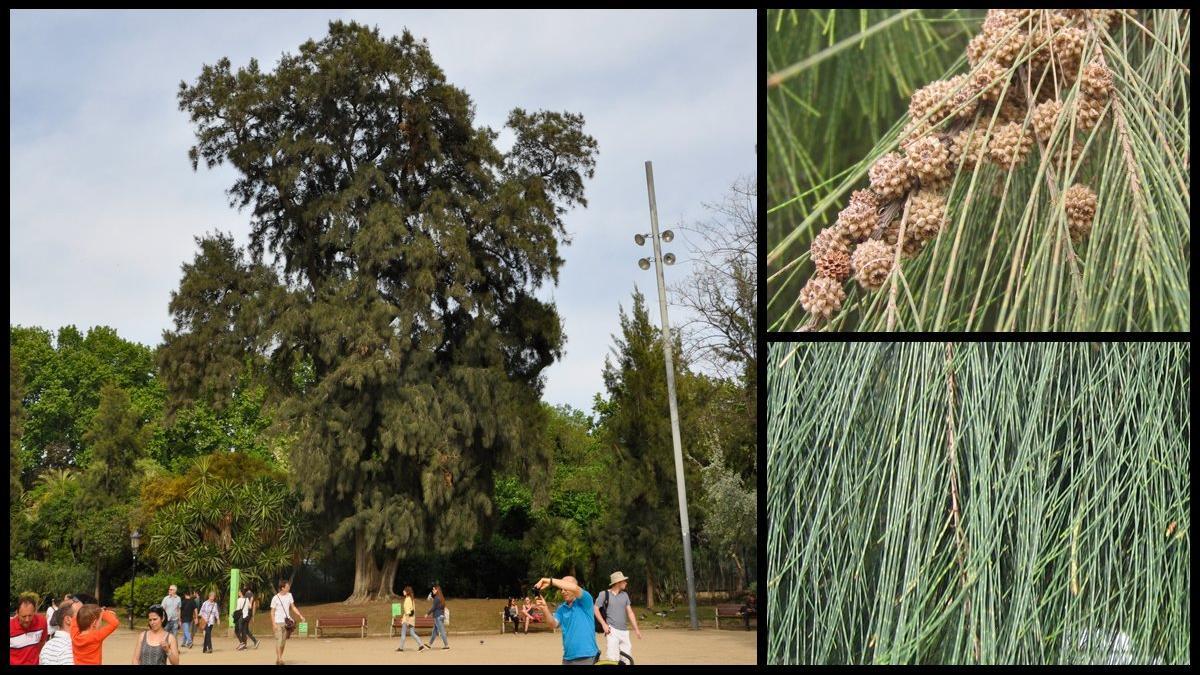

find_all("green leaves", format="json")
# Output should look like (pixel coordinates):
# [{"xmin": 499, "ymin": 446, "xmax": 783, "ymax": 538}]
[{"xmin": 768, "ymin": 342, "xmax": 1189, "ymax": 664}]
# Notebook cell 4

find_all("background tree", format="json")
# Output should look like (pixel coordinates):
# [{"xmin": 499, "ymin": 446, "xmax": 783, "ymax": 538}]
[
  {"xmin": 166, "ymin": 20, "xmax": 597, "ymax": 602},
  {"xmin": 10, "ymin": 325, "xmax": 162, "ymax": 482},
  {"xmin": 10, "ymin": 357, "xmax": 26, "ymax": 551},
  {"xmin": 671, "ymin": 175, "xmax": 757, "ymax": 390},
  {"xmin": 697, "ymin": 431, "xmax": 757, "ymax": 592},
  {"xmin": 595, "ymin": 290, "xmax": 701, "ymax": 608}
]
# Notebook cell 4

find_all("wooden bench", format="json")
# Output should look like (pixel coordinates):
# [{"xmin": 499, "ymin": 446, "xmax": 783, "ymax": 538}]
[
  {"xmin": 715, "ymin": 604, "xmax": 756, "ymax": 630},
  {"xmin": 315, "ymin": 615, "xmax": 367, "ymax": 638},
  {"xmin": 390, "ymin": 615, "xmax": 435, "ymax": 636},
  {"xmin": 500, "ymin": 610, "xmax": 555, "ymax": 633}
]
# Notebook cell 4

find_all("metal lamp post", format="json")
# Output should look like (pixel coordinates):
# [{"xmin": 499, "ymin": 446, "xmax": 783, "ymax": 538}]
[
  {"xmin": 129, "ymin": 528, "xmax": 141, "ymax": 630},
  {"xmin": 635, "ymin": 161, "xmax": 699, "ymax": 630}
]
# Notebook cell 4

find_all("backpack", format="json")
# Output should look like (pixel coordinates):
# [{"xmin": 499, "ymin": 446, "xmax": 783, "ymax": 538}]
[{"xmin": 594, "ymin": 591, "xmax": 612, "ymax": 634}]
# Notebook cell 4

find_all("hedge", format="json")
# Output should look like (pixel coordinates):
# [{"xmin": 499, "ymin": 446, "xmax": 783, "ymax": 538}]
[{"xmin": 9, "ymin": 558, "xmax": 93, "ymax": 610}]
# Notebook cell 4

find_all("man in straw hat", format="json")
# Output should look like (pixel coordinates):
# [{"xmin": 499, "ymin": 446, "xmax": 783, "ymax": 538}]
[{"xmin": 593, "ymin": 571, "xmax": 642, "ymax": 663}]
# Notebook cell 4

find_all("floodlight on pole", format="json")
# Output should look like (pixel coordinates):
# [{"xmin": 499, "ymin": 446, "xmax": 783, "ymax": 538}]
[
  {"xmin": 637, "ymin": 161, "xmax": 699, "ymax": 631},
  {"xmin": 661, "ymin": 229, "xmax": 674, "ymax": 243},
  {"xmin": 634, "ymin": 233, "xmax": 647, "ymax": 246}
]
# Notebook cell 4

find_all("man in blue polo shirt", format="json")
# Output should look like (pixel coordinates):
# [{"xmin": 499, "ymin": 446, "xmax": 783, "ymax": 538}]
[{"xmin": 533, "ymin": 576, "xmax": 600, "ymax": 665}]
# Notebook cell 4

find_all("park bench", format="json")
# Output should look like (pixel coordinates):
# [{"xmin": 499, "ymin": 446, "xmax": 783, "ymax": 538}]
[
  {"xmin": 500, "ymin": 610, "xmax": 555, "ymax": 633},
  {"xmin": 389, "ymin": 615, "xmax": 436, "ymax": 636},
  {"xmin": 714, "ymin": 604, "xmax": 756, "ymax": 630},
  {"xmin": 315, "ymin": 615, "xmax": 367, "ymax": 638}
]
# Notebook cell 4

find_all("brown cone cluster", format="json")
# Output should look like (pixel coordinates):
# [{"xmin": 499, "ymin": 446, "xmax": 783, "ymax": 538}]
[
  {"xmin": 1064, "ymin": 183, "xmax": 1097, "ymax": 242},
  {"xmin": 797, "ymin": 9, "xmax": 1125, "ymax": 324}
]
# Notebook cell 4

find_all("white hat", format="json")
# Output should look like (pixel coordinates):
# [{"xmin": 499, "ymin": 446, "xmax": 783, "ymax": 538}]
[{"xmin": 609, "ymin": 571, "xmax": 629, "ymax": 586}]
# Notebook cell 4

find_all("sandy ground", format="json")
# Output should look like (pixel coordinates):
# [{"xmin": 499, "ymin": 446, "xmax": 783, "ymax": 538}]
[{"xmin": 97, "ymin": 626, "xmax": 757, "ymax": 665}]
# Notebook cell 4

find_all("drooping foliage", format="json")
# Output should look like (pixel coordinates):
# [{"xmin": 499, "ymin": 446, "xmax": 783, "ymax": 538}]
[
  {"xmin": 167, "ymin": 20, "xmax": 597, "ymax": 600},
  {"xmin": 768, "ymin": 342, "xmax": 1190, "ymax": 664}
]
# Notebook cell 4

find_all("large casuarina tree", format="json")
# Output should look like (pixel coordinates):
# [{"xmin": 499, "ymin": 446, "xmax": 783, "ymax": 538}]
[{"xmin": 163, "ymin": 21, "xmax": 597, "ymax": 602}]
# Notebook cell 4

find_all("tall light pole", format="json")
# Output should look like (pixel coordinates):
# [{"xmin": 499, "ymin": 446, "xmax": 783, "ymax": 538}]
[
  {"xmin": 635, "ymin": 161, "xmax": 698, "ymax": 630},
  {"xmin": 129, "ymin": 528, "xmax": 141, "ymax": 630}
]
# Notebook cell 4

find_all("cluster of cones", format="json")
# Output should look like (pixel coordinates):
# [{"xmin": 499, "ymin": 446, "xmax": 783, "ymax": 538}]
[{"xmin": 801, "ymin": 9, "xmax": 1126, "ymax": 323}]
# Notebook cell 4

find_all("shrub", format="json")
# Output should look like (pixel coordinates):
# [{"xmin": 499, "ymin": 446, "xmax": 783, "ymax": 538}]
[
  {"xmin": 8, "ymin": 557, "xmax": 92, "ymax": 609},
  {"xmin": 111, "ymin": 572, "xmax": 207, "ymax": 618}
]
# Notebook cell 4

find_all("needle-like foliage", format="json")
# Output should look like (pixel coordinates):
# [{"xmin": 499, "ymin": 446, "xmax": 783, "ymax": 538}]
[
  {"xmin": 767, "ymin": 342, "xmax": 1190, "ymax": 664},
  {"xmin": 768, "ymin": 9, "xmax": 1190, "ymax": 331}
]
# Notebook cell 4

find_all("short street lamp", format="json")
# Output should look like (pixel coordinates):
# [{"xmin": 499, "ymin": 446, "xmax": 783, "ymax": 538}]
[
  {"xmin": 129, "ymin": 528, "xmax": 141, "ymax": 630},
  {"xmin": 634, "ymin": 160, "xmax": 698, "ymax": 631}
]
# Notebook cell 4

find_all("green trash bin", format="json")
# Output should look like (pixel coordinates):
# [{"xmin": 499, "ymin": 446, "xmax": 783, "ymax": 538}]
[{"xmin": 298, "ymin": 621, "xmax": 308, "ymax": 637}]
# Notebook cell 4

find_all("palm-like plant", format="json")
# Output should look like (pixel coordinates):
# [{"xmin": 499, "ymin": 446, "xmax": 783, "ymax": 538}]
[
  {"xmin": 768, "ymin": 9, "xmax": 1190, "ymax": 331},
  {"xmin": 767, "ymin": 342, "xmax": 1189, "ymax": 664},
  {"xmin": 144, "ymin": 456, "xmax": 310, "ymax": 591}
]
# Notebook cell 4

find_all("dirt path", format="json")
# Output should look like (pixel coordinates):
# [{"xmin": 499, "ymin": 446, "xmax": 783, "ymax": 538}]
[{"xmin": 98, "ymin": 626, "xmax": 757, "ymax": 665}]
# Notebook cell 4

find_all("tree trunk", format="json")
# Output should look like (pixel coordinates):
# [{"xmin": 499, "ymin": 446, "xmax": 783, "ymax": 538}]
[
  {"xmin": 645, "ymin": 566, "xmax": 655, "ymax": 609},
  {"xmin": 346, "ymin": 528, "xmax": 384, "ymax": 603},
  {"xmin": 94, "ymin": 564, "xmax": 101, "ymax": 602},
  {"xmin": 731, "ymin": 550, "xmax": 746, "ymax": 593},
  {"xmin": 374, "ymin": 553, "xmax": 401, "ymax": 601}
]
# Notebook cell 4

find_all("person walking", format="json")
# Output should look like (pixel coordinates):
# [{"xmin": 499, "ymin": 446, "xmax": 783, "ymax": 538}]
[
  {"xmin": 394, "ymin": 586, "xmax": 419, "ymax": 651},
  {"xmin": 270, "ymin": 579, "xmax": 305, "ymax": 666},
  {"xmin": 38, "ymin": 600, "xmax": 77, "ymax": 665},
  {"xmin": 133, "ymin": 605, "xmax": 180, "ymax": 665},
  {"xmin": 534, "ymin": 576, "xmax": 600, "ymax": 665},
  {"xmin": 235, "ymin": 589, "xmax": 259, "ymax": 650},
  {"xmin": 70, "ymin": 603, "xmax": 120, "ymax": 665},
  {"xmin": 593, "ymin": 571, "xmax": 642, "ymax": 663},
  {"xmin": 421, "ymin": 584, "xmax": 449, "ymax": 651},
  {"xmin": 179, "ymin": 590, "xmax": 198, "ymax": 649},
  {"xmin": 199, "ymin": 591, "xmax": 220, "ymax": 653},
  {"xmin": 160, "ymin": 585, "xmax": 182, "ymax": 642},
  {"xmin": 9, "ymin": 592, "xmax": 48, "ymax": 665}
]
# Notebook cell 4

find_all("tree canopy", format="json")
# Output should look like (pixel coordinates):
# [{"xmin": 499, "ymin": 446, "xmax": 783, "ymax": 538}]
[{"xmin": 165, "ymin": 20, "xmax": 598, "ymax": 601}]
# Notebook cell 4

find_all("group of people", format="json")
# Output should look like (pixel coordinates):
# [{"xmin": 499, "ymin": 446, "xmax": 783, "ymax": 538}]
[
  {"xmin": 10, "ymin": 591, "xmax": 122, "ymax": 665},
  {"xmin": 511, "ymin": 571, "xmax": 644, "ymax": 665},
  {"xmin": 393, "ymin": 583, "xmax": 450, "ymax": 652},
  {"xmin": 9, "ymin": 579, "xmax": 306, "ymax": 666}
]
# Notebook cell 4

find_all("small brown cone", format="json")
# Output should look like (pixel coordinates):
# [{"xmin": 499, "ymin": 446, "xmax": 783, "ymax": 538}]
[
  {"xmin": 1031, "ymin": 100, "xmax": 1063, "ymax": 141},
  {"xmin": 799, "ymin": 276, "xmax": 846, "ymax": 320},
  {"xmin": 851, "ymin": 239, "xmax": 896, "ymax": 290},
  {"xmin": 810, "ymin": 225, "xmax": 850, "ymax": 263},
  {"xmin": 1064, "ymin": 183, "xmax": 1097, "ymax": 242},
  {"xmin": 1079, "ymin": 61, "xmax": 1114, "ymax": 99},
  {"xmin": 907, "ymin": 189, "xmax": 949, "ymax": 242},
  {"xmin": 815, "ymin": 249, "xmax": 852, "ymax": 282},
  {"xmin": 988, "ymin": 122, "xmax": 1033, "ymax": 170},
  {"xmin": 836, "ymin": 190, "xmax": 881, "ymax": 243},
  {"xmin": 905, "ymin": 136, "xmax": 952, "ymax": 187},
  {"xmin": 869, "ymin": 152, "xmax": 914, "ymax": 203}
]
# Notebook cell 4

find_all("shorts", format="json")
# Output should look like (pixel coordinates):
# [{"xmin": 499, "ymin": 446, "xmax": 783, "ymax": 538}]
[
  {"xmin": 274, "ymin": 622, "xmax": 289, "ymax": 647},
  {"xmin": 165, "ymin": 619, "xmax": 179, "ymax": 634},
  {"xmin": 562, "ymin": 654, "xmax": 600, "ymax": 665}
]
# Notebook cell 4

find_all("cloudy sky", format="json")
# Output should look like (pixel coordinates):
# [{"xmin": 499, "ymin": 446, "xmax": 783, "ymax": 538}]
[{"xmin": 9, "ymin": 9, "xmax": 755, "ymax": 415}]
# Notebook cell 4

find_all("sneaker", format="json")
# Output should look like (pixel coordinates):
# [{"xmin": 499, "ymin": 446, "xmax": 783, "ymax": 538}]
[
  {"xmin": 236, "ymin": 643, "xmax": 246, "ymax": 651},
  {"xmin": 417, "ymin": 644, "xmax": 426, "ymax": 652},
  {"xmin": 253, "ymin": 640, "xmax": 260, "ymax": 649},
  {"xmin": 395, "ymin": 647, "xmax": 403, "ymax": 652},
  {"xmin": 442, "ymin": 645, "xmax": 450, "ymax": 650}
]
